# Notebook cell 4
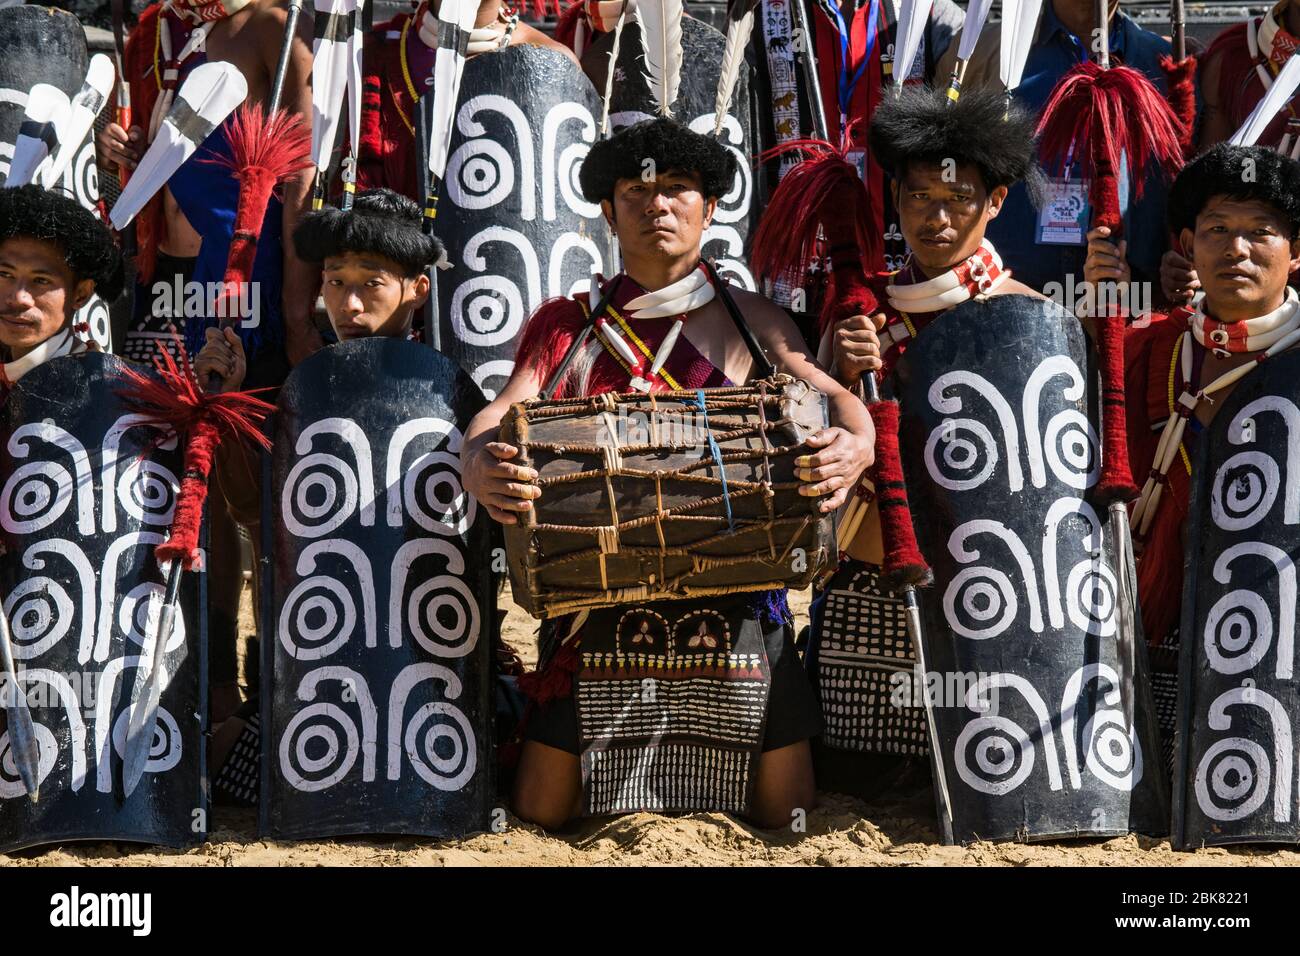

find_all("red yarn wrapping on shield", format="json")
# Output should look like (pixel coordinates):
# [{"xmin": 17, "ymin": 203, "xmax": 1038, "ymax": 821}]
[
  {"xmin": 751, "ymin": 134, "xmax": 881, "ymax": 328},
  {"xmin": 208, "ymin": 105, "xmax": 313, "ymax": 318},
  {"xmin": 1094, "ymin": 310, "xmax": 1139, "ymax": 504},
  {"xmin": 1037, "ymin": 62, "xmax": 1184, "ymax": 240},
  {"xmin": 115, "ymin": 342, "xmax": 274, "ymax": 570},
  {"xmin": 868, "ymin": 400, "xmax": 932, "ymax": 589},
  {"xmin": 1159, "ymin": 54, "xmax": 1198, "ymax": 156}
]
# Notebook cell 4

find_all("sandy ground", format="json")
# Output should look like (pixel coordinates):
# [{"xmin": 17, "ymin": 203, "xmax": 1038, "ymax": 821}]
[{"xmin": 5, "ymin": 586, "xmax": 1300, "ymax": 867}]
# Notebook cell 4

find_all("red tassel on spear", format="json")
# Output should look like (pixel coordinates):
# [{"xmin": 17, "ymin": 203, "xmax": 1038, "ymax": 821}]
[{"xmin": 115, "ymin": 102, "xmax": 311, "ymax": 798}]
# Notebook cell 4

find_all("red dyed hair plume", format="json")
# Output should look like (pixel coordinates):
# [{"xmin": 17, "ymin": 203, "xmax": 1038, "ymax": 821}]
[
  {"xmin": 115, "ymin": 343, "xmax": 274, "ymax": 569},
  {"xmin": 1036, "ymin": 62, "xmax": 1184, "ymax": 236},
  {"xmin": 750, "ymin": 133, "xmax": 880, "ymax": 333},
  {"xmin": 1159, "ymin": 54, "xmax": 1197, "ymax": 157}
]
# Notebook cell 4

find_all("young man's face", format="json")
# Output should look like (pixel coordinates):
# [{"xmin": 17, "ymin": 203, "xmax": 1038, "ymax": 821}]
[
  {"xmin": 321, "ymin": 252, "xmax": 430, "ymax": 341},
  {"xmin": 1181, "ymin": 196, "xmax": 1300, "ymax": 321},
  {"xmin": 601, "ymin": 168, "xmax": 717, "ymax": 264},
  {"xmin": 894, "ymin": 161, "xmax": 1006, "ymax": 277},
  {"xmin": 0, "ymin": 237, "xmax": 92, "ymax": 357}
]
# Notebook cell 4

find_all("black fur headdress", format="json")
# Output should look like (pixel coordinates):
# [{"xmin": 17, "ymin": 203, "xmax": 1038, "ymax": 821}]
[
  {"xmin": 0, "ymin": 185, "xmax": 123, "ymax": 301},
  {"xmin": 579, "ymin": 117, "xmax": 738, "ymax": 204},
  {"xmin": 293, "ymin": 188, "xmax": 445, "ymax": 276},
  {"xmin": 869, "ymin": 86, "xmax": 1042, "ymax": 197},
  {"xmin": 1168, "ymin": 143, "xmax": 1300, "ymax": 237}
]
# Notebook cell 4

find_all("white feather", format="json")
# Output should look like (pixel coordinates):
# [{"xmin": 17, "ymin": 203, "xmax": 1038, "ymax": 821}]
[
  {"xmin": 1232, "ymin": 52, "xmax": 1300, "ymax": 146},
  {"xmin": 956, "ymin": 0, "xmax": 994, "ymax": 62},
  {"xmin": 41, "ymin": 54, "xmax": 114, "ymax": 190},
  {"xmin": 636, "ymin": 0, "xmax": 683, "ymax": 117},
  {"xmin": 110, "ymin": 62, "xmax": 248, "ymax": 230},
  {"xmin": 7, "ymin": 85, "xmax": 70, "ymax": 189},
  {"xmin": 713, "ymin": 9, "xmax": 754, "ymax": 135},
  {"xmin": 600, "ymin": 7, "xmax": 629, "ymax": 136},
  {"xmin": 346, "ymin": 0, "xmax": 367, "ymax": 164},
  {"xmin": 310, "ymin": 0, "xmax": 355, "ymax": 172},
  {"xmin": 428, "ymin": 0, "xmax": 479, "ymax": 180},
  {"xmin": 999, "ymin": 0, "xmax": 1044, "ymax": 92},
  {"xmin": 892, "ymin": 0, "xmax": 934, "ymax": 87}
]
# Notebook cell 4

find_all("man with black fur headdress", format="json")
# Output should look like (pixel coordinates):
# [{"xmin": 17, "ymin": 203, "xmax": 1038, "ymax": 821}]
[
  {"xmin": 1090, "ymin": 144, "xmax": 1300, "ymax": 762},
  {"xmin": 0, "ymin": 185, "xmax": 123, "ymax": 396},
  {"xmin": 460, "ymin": 117, "xmax": 876, "ymax": 830},
  {"xmin": 798, "ymin": 86, "xmax": 1046, "ymax": 794}
]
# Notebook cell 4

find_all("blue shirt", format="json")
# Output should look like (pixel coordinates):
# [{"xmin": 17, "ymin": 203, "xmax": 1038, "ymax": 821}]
[{"xmin": 984, "ymin": 6, "xmax": 1174, "ymax": 292}]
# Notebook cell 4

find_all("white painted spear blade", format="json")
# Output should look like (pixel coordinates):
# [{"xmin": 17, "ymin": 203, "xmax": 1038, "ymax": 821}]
[
  {"xmin": 892, "ymin": 0, "xmax": 934, "ymax": 86},
  {"xmin": 120, "ymin": 582, "xmax": 178, "ymax": 799},
  {"xmin": 999, "ymin": 0, "xmax": 1044, "ymax": 93},
  {"xmin": 346, "ymin": 0, "xmax": 366, "ymax": 163},
  {"xmin": 956, "ymin": 0, "xmax": 994, "ymax": 62},
  {"xmin": 427, "ymin": 0, "xmax": 479, "ymax": 180},
  {"xmin": 311, "ymin": 0, "xmax": 355, "ymax": 173},
  {"xmin": 110, "ymin": 61, "xmax": 248, "ymax": 230},
  {"xmin": 6, "ymin": 84, "xmax": 70, "ymax": 188},
  {"xmin": 41, "ymin": 54, "xmax": 115, "ymax": 190},
  {"xmin": 1232, "ymin": 51, "xmax": 1300, "ymax": 145}
]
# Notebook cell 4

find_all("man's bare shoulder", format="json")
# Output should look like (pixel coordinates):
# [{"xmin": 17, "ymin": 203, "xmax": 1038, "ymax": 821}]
[
  {"xmin": 512, "ymin": 22, "xmax": 582, "ymax": 65},
  {"xmin": 728, "ymin": 286, "xmax": 791, "ymax": 325}
]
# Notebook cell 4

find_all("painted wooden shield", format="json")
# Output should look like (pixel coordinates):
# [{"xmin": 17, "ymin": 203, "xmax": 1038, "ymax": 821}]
[
  {"xmin": 262, "ymin": 338, "xmax": 495, "ymax": 839},
  {"xmin": 893, "ymin": 295, "xmax": 1168, "ymax": 844},
  {"xmin": 0, "ymin": 353, "xmax": 204, "ymax": 852},
  {"xmin": 582, "ymin": 15, "xmax": 757, "ymax": 290},
  {"xmin": 1175, "ymin": 348, "xmax": 1300, "ymax": 848},
  {"xmin": 417, "ymin": 45, "xmax": 610, "ymax": 402},
  {"xmin": 0, "ymin": 5, "xmax": 112, "ymax": 349}
]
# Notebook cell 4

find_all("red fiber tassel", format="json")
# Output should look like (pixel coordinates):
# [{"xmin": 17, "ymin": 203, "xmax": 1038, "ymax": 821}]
[
  {"xmin": 207, "ymin": 105, "xmax": 312, "ymax": 313},
  {"xmin": 1159, "ymin": 54, "xmax": 1198, "ymax": 156},
  {"xmin": 553, "ymin": 0, "xmax": 586, "ymax": 50},
  {"xmin": 1037, "ymin": 62, "xmax": 1184, "ymax": 239},
  {"xmin": 1094, "ymin": 311, "xmax": 1139, "ymax": 504},
  {"xmin": 516, "ymin": 638, "xmax": 583, "ymax": 705},
  {"xmin": 115, "ymin": 342, "xmax": 274, "ymax": 570},
  {"xmin": 868, "ymin": 399, "xmax": 932, "ymax": 589}
]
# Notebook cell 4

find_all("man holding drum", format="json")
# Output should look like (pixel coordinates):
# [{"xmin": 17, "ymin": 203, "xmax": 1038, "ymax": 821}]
[{"xmin": 461, "ymin": 117, "xmax": 875, "ymax": 830}]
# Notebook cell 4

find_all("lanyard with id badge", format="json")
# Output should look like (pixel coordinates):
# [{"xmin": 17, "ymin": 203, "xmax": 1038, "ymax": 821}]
[{"xmin": 1037, "ymin": 149, "xmax": 1131, "ymax": 245}]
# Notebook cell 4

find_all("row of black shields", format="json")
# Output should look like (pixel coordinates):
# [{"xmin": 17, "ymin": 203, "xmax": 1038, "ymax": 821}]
[{"xmin": 0, "ymin": 340, "xmax": 495, "ymax": 850}]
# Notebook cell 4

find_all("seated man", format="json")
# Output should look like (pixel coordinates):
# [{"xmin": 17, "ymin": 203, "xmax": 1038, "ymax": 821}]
[
  {"xmin": 196, "ymin": 187, "xmax": 437, "ymax": 389},
  {"xmin": 807, "ymin": 86, "xmax": 1043, "ymax": 791},
  {"xmin": 1086, "ymin": 143, "xmax": 1300, "ymax": 757},
  {"xmin": 0, "ymin": 185, "xmax": 123, "ymax": 393},
  {"xmin": 195, "ymin": 186, "xmax": 440, "ymax": 803},
  {"xmin": 461, "ymin": 118, "xmax": 875, "ymax": 830}
]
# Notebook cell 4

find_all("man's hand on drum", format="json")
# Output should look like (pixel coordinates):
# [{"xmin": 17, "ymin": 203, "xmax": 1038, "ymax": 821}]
[
  {"xmin": 463, "ymin": 441, "xmax": 541, "ymax": 525},
  {"xmin": 831, "ymin": 313, "xmax": 884, "ymax": 386},
  {"xmin": 795, "ymin": 427, "xmax": 874, "ymax": 513}
]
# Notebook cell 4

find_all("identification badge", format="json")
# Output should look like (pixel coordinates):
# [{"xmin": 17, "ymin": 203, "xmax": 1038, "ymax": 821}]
[
  {"xmin": 1037, "ymin": 177, "xmax": 1090, "ymax": 246},
  {"xmin": 846, "ymin": 148, "xmax": 868, "ymax": 182}
]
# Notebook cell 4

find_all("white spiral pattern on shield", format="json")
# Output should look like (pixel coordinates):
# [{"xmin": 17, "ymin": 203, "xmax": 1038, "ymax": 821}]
[
  {"xmin": 402, "ymin": 701, "xmax": 477, "ymax": 790},
  {"xmin": 1203, "ymin": 590, "xmax": 1273, "ymax": 675},
  {"xmin": 924, "ymin": 418, "xmax": 998, "ymax": 491},
  {"xmin": 116, "ymin": 457, "xmax": 178, "ymax": 527},
  {"xmin": 1195, "ymin": 737, "xmax": 1271, "ymax": 821},
  {"xmin": 0, "ymin": 461, "xmax": 73, "ymax": 534},
  {"xmin": 0, "ymin": 722, "xmax": 56, "ymax": 799},
  {"xmin": 283, "ymin": 451, "xmax": 360, "ymax": 538},
  {"xmin": 447, "ymin": 135, "xmax": 514, "ymax": 210},
  {"xmin": 403, "ymin": 450, "xmax": 474, "ymax": 536},
  {"xmin": 279, "ymin": 702, "xmax": 360, "ymax": 792},
  {"xmin": 111, "ymin": 706, "xmax": 182, "ymax": 774},
  {"xmin": 1042, "ymin": 408, "xmax": 1099, "ymax": 489},
  {"xmin": 4, "ymin": 575, "xmax": 72, "ymax": 659},
  {"xmin": 1082, "ymin": 711, "xmax": 1141, "ymax": 789},
  {"xmin": 450, "ymin": 275, "xmax": 525, "ymax": 348},
  {"xmin": 943, "ymin": 565, "xmax": 1018, "ymax": 640},
  {"xmin": 1065, "ymin": 558, "xmax": 1118, "ymax": 636},
  {"xmin": 954, "ymin": 714, "xmax": 1035, "ymax": 795},
  {"xmin": 118, "ymin": 583, "xmax": 186, "ymax": 654},
  {"xmin": 408, "ymin": 575, "xmax": 480, "ymax": 658},
  {"xmin": 1211, "ymin": 451, "xmax": 1279, "ymax": 531},
  {"xmin": 278, "ymin": 574, "xmax": 357, "ymax": 661}
]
